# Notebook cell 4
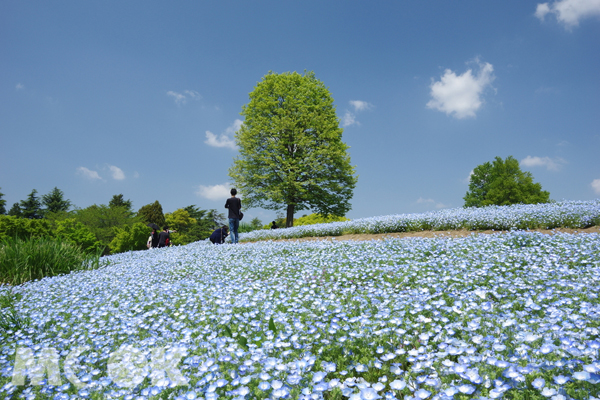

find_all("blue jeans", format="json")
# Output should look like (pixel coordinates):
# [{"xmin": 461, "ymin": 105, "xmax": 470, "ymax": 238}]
[{"xmin": 229, "ymin": 218, "xmax": 239, "ymax": 244}]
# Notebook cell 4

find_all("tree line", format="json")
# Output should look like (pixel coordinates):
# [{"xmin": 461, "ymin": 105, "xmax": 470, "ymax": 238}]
[{"xmin": 0, "ymin": 188, "xmax": 229, "ymax": 255}]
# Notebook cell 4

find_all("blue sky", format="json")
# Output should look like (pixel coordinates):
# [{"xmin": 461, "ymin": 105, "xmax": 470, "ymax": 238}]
[{"xmin": 1, "ymin": 1, "xmax": 599, "ymax": 223}]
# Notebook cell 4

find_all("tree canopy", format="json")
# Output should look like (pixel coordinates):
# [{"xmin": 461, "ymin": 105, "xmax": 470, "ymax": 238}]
[
  {"xmin": 137, "ymin": 200, "xmax": 166, "ymax": 228},
  {"xmin": 20, "ymin": 189, "xmax": 43, "ymax": 219},
  {"xmin": 109, "ymin": 194, "xmax": 133, "ymax": 212},
  {"xmin": 42, "ymin": 187, "xmax": 72, "ymax": 214},
  {"xmin": 229, "ymin": 71, "xmax": 357, "ymax": 227},
  {"xmin": 464, "ymin": 156, "xmax": 551, "ymax": 208}
]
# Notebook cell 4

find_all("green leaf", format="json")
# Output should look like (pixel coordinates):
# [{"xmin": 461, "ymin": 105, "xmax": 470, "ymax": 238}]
[
  {"xmin": 268, "ymin": 316, "xmax": 278, "ymax": 335},
  {"xmin": 237, "ymin": 336, "xmax": 248, "ymax": 351}
]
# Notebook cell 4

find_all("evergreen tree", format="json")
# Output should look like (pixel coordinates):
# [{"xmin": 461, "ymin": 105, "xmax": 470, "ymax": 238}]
[
  {"xmin": 20, "ymin": 189, "xmax": 43, "ymax": 219},
  {"xmin": 8, "ymin": 203, "xmax": 22, "ymax": 217},
  {"xmin": 464, "ymin": 156, "xmax": 550, "ymax": 207},
  {"xmin": 42, "ymin": 187, "xmax": 72, "ymax": 214},
  {"xmin": 137, "ymin": 201, "xmax": 166, "ymax": 227},
  {"xmin": 0, "ymin": 187, "xmax": 6, "ymax": 215},
  {"xmin": 109, "ymin": 194, "xmax": 133, "ymax": 212}
]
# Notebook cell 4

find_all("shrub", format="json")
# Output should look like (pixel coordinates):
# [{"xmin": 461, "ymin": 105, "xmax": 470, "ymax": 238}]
[
  {"xmin": 109, "ymin": 222, "xmax": 150, "ymax": 254},
  {"xmin": 0, "ymin": 215, "xmax": 52, "ymax": 240},
  {"xmin": 0, "ymin": 237, "xmax": 103, "ymax": 285}
]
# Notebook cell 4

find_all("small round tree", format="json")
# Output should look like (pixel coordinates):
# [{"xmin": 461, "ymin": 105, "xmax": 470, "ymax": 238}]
[{"xmin": 464, "ymin": 156, "xmax": 550, "ymax": 207}]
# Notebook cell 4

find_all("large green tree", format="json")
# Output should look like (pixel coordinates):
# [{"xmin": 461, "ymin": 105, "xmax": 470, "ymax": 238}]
[
  {"xmin": 464, "ymin": 156, "xmax": 550, "ymax": 207},
  {"xmin": 229, "ymin": 71, "xmax": 357, "ymax": 227},
  {"xmin": 42, "ymin": 187, "xmax": 72, "ymax": 215},
  {"xmin": 20, "ymin": 189, "xmax": 43, "ymax": 219}
]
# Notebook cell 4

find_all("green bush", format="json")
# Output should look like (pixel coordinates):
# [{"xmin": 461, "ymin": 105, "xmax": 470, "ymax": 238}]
[
  {"xmin": 109, "ymin": 222, "xmax": 150, "ymax": 254},
  {"xmin": 0, "ymin": 237, "xmax": 103, "ymax": 286},
  {"xmin": 54, "ymin": 218, "xmax": 103, "ymax": 253},
  {"xmin": 0, "ymin": 215, "xmax": 52, "ymax": 240},
  {"xmin": 293, "ymin": 213, "xmax": 349, "ymax": 227}
]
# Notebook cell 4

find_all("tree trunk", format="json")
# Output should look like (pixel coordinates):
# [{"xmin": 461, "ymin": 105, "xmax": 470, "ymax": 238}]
[{"xmin": 286, "ymin": 204, "xmax": 295, "ymax": 227}]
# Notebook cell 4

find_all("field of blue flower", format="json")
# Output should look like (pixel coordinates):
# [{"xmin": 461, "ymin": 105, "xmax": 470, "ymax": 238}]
[{"xmin": 1, "ymin": 201, "xmax": 599, "ymax": 400}]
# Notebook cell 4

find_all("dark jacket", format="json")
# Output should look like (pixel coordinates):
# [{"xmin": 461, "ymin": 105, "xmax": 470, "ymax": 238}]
[
  {"xmin": 158, "ymin": 231, "xmax": 170, "ymax": 248},
  {"xmin": 225, "ymin": 197, "xmax": 242, "ymax": 219},
  {"xmin": 209, "ymin": 228, "xmax": 228, "ymax": 244}
]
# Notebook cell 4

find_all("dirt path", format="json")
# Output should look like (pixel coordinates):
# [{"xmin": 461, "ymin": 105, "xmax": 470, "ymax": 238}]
[{"xmin": 263, "ymin": 226, "xmax": 600, "ymax": 243}]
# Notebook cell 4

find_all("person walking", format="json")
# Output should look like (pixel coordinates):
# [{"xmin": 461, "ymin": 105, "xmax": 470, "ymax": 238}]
[{"xmin": 225, "ymin": 188, "xmax": 242, "ymax": 244}]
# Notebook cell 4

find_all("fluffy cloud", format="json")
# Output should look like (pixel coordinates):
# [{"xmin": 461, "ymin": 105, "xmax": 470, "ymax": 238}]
[
  {"xmin": 342, "ymin": 100, "xmax": 373, "ymax": 127},
  {"xmin": 196, "ymin": 183, "xmax": 232, "ymax": 201},
  {"xmin": 76, "ymin": 167, "xmax": 103, "ymax": 181},
  {"xmin": 591, "ymin": 179, "xmax": 600, "ymax": 194},
  {"xmin": 520, "ymin": 156, "xmax": 567, "ymax": 171},
  {"xmin": 341, "ymin": 111, "xmax": 358, "ymax": 127},
  {"xmin": 427, "ymin": 59, "xmax": 495, "ymax": 119},
  {"xmin": 167, "ymin": 90, "xmax": 202, "ymax": 105},
  {"xmin": 535, "ymin": 0, "xmax": 600, "ymax": 28},
  {"xmin": 349, "ymin": 100, "xmax": 373, "ymax": 112},
  {"xmin": 108, "ymin": 165, "xmax": 126, "ymax": 180},
  {"xmin": 205, "ymin": 120, "xmax": 241, "ymax": 150},
  {"xmin": 15, "ymin": 83, "xmax": 24, "ymax": 90}
]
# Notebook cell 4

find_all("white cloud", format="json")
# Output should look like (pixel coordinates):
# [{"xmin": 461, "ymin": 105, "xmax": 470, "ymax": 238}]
[
  {"xmin": 108, "ymin": 165, "xmax": 126, "ymax": 180},
  {"xmin": 184, "ymin": 90, "xmax": 202, "ymax": 100},
  {"xmin": 167, "ymin": 89, "xmax": 201, "ymax": 105},
  {"xmin": 196, "ymin": 183, "xmax": 232, "ymax": 201},
  {"xmin": 535, "ymin": 0, "xmax": 600, "ymax": 28},
  {"xmin": 15, "ymin": 83, "xmax": 24, "ymax": 90},
  {"xmin": 341, "ymin": 111, "xmax": 358, "ymax": 127},
  {"xmin": 77, "ymin": 167, "xmax": 103, "ymax": 181},
  {"xmin": 591, "ymin": 179, "xmax": 600, "ymax": 194},
  {"xmin": 520, "ymin": 155, "xmax": 567, "ymax": 171},
  {"xmin": 416, "ymin": 197, "xmax": 449, "ymax": 209},
  {"xmin": 205, "ymin": 120, "xmax": 241, "ymax": 150},
  {"xmin": 427, "ymin": 59, "xmax": 495, "ymax": 119},
  {"xmin": 349, "ymin": 100, "xmax": 373, "ymax": 112},
  {"xmin": 464, "ymin": 170, "xmax": 474, "ymax": 184}
]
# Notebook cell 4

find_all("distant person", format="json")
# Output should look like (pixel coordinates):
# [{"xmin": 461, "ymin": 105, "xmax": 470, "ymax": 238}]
[
  {"xmin": 225, "ymin": 188, "xmax": 242, "ymax": 244},
  {"xmin": 271, "ymin": 221, "xmax": 278, "ymax": 230},
  {"xmin": 158, "ymin": 226, "xmax": 171, "ymax": 248},
  {"xmin": 209, "ymin": 225, "xmax": 229, "ymax": 244},
  {"xmin": 147, "ymin": 228, "xmax": 159, "ymax": 249}
]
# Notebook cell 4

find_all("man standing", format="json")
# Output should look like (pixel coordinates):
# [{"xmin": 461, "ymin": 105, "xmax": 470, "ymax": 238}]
[{"xmin": 225, "ymin": 188, "xmax": 242, "ymax": 244}]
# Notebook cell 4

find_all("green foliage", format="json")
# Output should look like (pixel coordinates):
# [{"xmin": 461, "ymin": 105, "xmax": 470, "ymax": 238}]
[
  {"xmin": 20, "ymin": 189, "xmax": 43, "ymax": 219},
  {"xmin": 464, "ymin": 156, "xmax": 550, "ymax": 208},
  {"xmin": 53, "ymin": 218, "xmax": 102, "ymax": 253},
  {"xmin": 0, "ymin": 236, "xmax": 103, "ymax": 285},
  {"xmin": 182, "ymin": 206, "xmax": 226, "ymax": 241},
  {"xmin": 7, "ymin": 203, "xmax": 22, "ymax": 217},
  {"xmin": 239, "ymin": 217, "xmax": 264, "ymax": 233},
  {"xmin": 294, "ymin": 213, "xmax": 349, "ymax": 226},
  {"xmin": 0, "ymin": 215, "xmax": 52, "ymax": 240},
  {"xmin": 137, "ymin": 201, "xmax": 166, "ymax": 228},
  {"xmin": 109, "ymin": 222, "xmax": 150, "ymax": 254},
  {"xmin": 41, "ymin": 187, "xmax": 72, "ymax": 214},
  {"xmin": 0, "ymin": 188, "xmax": 6, "ymax": 215},
  {"xmin": 229, "ymin": 70, "xmax": 357, "ymax": 227},
  {"xmin": 109, "ymin": 194, "xmax": 133, "ymax": 212},
  {"xmin": 165, "ymin": 209, "xmax": 197, "ymax": 245},
  {"xmin": 73, "ymin": 204, "xmax": 140, "ymax": 254}
]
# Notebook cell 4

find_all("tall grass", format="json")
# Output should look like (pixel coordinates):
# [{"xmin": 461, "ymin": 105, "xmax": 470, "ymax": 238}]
[{"xmin": 0, "ymin": 236, "xmax": 104, "ymax": 286}]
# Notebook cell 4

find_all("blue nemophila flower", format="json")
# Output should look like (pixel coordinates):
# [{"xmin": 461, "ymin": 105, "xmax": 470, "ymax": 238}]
[
  {"xmin": 360, "ymin": 387, "xmax": 382, "ymax": 400},
  {"xmin": 531, "ymin": 377, "xmax": 545, "ymax": 389}
]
